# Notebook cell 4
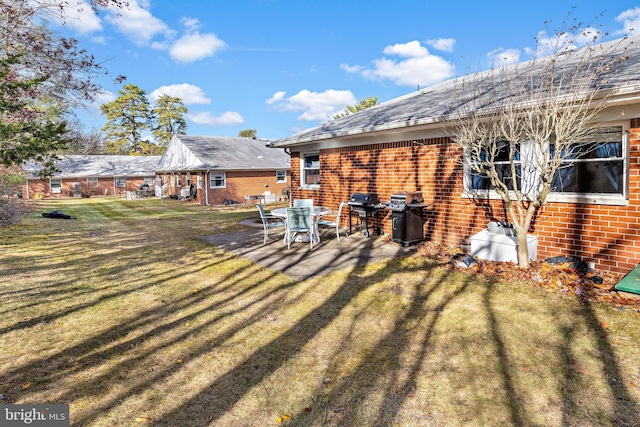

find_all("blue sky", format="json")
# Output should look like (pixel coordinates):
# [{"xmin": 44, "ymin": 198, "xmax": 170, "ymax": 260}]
[{"xmin": 50, "ymin": 0, "xmax": 640, "ymax": 141}]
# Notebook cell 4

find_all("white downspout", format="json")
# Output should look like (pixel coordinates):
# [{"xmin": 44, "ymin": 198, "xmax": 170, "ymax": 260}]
[{"xmin": 205, "ymin": 170, "xmax": 210, "ymax": 205}]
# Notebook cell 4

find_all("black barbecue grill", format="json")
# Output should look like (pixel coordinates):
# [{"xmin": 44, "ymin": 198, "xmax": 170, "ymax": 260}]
[
  {"xmin": 347, "ymin": 192, "xmax": 385, "ymax": 237},
  {"xmin": 386, "ymin": 191, "xmax": 428, "ymax": 246}
]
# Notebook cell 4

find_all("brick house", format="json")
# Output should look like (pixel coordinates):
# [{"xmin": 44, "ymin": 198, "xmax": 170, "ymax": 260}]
[
  {"xmin": 22, "ymin": 155, "xmax": 160, "ymax": 198},
  {"xmin": 271, "ymin": 34, "xmax": 640, "ymax": 275},
  {"xmin": 155, "ymin": 135, "xmax": 290, "ymax": 205}
]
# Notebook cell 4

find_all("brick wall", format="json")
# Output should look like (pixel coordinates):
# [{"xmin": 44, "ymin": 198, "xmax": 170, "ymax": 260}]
[
  {"xmin": 290, "ymin": 125, "xmax": 640, "ymax": 275},
  {"xmin": 162, "ymin": 170, "xmax": 289, "ymax": 205},
  {"xmin": 23, "ymin": 177, "xmax": 149, "ymax": 198}
]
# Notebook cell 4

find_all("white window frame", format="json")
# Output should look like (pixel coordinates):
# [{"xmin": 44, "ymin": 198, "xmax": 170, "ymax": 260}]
[
  {"xmin": 87, "ymin": 178, "xmax": 98, "ymax": 187},
  {"xmin": 144, "ymin": 177, "xmax": 154, "ymax": 186},
  {"xmin": 175, "ymin": 173, "xmax": 181, "ymax": 187},
  {"xmin": 210, "ymin": 172, "xmax": 226, "ymax": 189},
  {"xmin": 197, "ymin": 173, "xmax": 203, "ymax": 189},
  {"xmin": 50, "ymin": 178, "xmax": 62, "ymax": 194},
  {"xmin": 300, "ymin": 153, "xmax": 320, "ymax": 189},
  {"xmin": 276, "ymin": 170, "xmax": 287, "ymax": 183},
  {"xmin": 115, "ymin": 177, "xmax": 126, "ymax": 188},
  {"xmin": 463, "ymin": 122, "xmax": 629, "ymax": 206}
]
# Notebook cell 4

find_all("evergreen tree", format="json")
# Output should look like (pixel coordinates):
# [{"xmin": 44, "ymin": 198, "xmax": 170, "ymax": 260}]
[
  {"xmin": 101, "ymin": 84, "xmax": 152, "ymax": 154},
  {"xmin": 152, "ymin": 94, "xmax": 188, "ymax": 151},
  {"xmin": 238, "ymin": 129, "xmax": 257, "ymax": 139},
  {"xmin": 333, "ymin": 97, "xmax": 378, "ymax": 119},
  {"xmin": 0, "ymin": 55, "xmax": 69, "ymax": 176}
]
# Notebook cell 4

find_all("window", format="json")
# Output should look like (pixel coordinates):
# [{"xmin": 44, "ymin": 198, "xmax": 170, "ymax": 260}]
[
  {"xmin": 175, "ymin": 174, "xmax": 181, "ymax": 187},
  {"xmin": 210, "ymin": 172, "xmax": 226, "ymax": 188},
  {"xmin": 50, "ymin": 179, "xmax": 62, "ymax": 193},
  {"xmin": 197, "ymin": 173, "xmax": 203, "ymax": 189},
  {"xmin": 276, "ymin": 170, "xmax": 287, "ymax": 183},
  {"xmin": 302, "ymin": 154, "xmax": 320, "ymax": 186},
  {"xmin": 464, "ymin": 124, "xmax": 627, "ymax": 204},
  {"xmin": 144, "ymin": 177, "xmax": 154, "ymax": 186},
  {"xmin": 186, "ymin": 174, "xmax": 191, "ymax": 186},
  {"xmin": 550, "ymin": 126, "xmax": 625, "ymax": 195},
  {"xmin": 115, "ymin": 177, "xmax": 126, "ymax": 187},
  {"xmin": 469, "ymin": 142, "xmax": 521, "ymax": 191},
  {"xmin": 87, "ymin": 178, "xmax": 98, "ymax": 187}
]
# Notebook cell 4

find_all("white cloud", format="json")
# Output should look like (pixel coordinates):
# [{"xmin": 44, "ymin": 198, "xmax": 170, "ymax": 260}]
[
  {"xmin": 487, "ymin": 47, "xmax": 521, "ymax": 68},
  {"xmin": 383, "ymin": 40, "xmax": 429, "ymax": 58},
  {"xmin": 616, "ymin": 7, "xmax": 640, "ymax": 35},
  {"xmin": 84, "ymin": 90, "xmax": 115, "ymax": 112},
  {"xmin": 526, "ymin": 27, "xmax": 602, "ymax": 58},
  {"xmin": 188, "ymin": 111, "xmax": 244, "ymax": 126},
  {"xmin": 426, "ymin": 38, "xmax": 455, "ymax": 52},
  {"xmin": 55, "ymin": 0, "xmax": 102, "ymax": 34},
  {"xmin": 149, "ymin": 84, "xmax": 211, "ymax": 104},
  {"xmin": 343, "ymin": 40, "xmax": 455, "ymax": 88},
  {"xmin": 169, "ymin": 31, "xmax": 226, "ymax": 63},
  {"xmin": 94, "ymin": 90, "xmax": 116, "ymax": 105},
  {"xmin": 265, "ymin": 91, "xmax": 286, "ymax": 105},
  {"xmin": 339, "ymin": 63, "xmax": 363, "ymax": 73},
  {"xmin": 266, "ymin": 89, "xmax": 357, "ymax": 122},
  {"xmin": 104, "ymin": 0, "xmax": 173, "ymax": 46}
]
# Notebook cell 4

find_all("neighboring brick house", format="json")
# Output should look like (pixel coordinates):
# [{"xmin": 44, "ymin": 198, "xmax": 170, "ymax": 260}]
[
  {"xmin": 155, "ymin": 135, "xmax": 290, "ymax": 205},
  {"xmin": 271, "ymin": 34, "xmax": 640, "ymax": 275},
  {"xmin": 22, "ymin": 155, "xmax": 160, "ymax": 199}
]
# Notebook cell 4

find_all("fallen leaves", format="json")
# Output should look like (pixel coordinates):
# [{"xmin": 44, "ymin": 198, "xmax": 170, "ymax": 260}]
[
  {"xmin": 275, "ymin": 413, "xmax": 291, "ymax": 423},
  {"xmin": 416, "ymin": 242, "xmax": 639, "ymax": 312},
  {"xmin": 135, "ymin": 416, "xmax": 152, "ymax": 423},
  {"xmin": 569, "ymin": 364, "xmax": 588, "ymax": 375}
]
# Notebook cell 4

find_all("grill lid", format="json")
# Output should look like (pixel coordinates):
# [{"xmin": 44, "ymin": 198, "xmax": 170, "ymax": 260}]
[
  {"xmin": 348, "ymin": 192, "xmax": 380, "ymax": 206},
  {"xmin": 389, "ymin": 191, "xmax": 423, "ymax": 204}
]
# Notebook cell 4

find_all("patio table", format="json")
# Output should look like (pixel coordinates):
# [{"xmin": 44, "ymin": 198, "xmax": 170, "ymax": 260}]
[{"xmin": 271, "ymin": 206, "xmax": 332, "ymax": 244}]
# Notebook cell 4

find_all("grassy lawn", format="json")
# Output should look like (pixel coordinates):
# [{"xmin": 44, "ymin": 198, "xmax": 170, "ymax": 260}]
[{"xmin": 1, "ymin": 197, "xmax": 639, "ymax": 426}]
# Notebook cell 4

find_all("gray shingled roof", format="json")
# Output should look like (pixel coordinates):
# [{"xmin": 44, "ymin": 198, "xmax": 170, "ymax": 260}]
[
  {"xmin": 272, "ymin": 34, "xmax": 640, "ymax": 147},
  {"xmin": 23, "ymin": 155, "xmax": 161, "ymax": 178},
  {"xmin": 155, "ymin": 135, "xmax": 290, "ymax": 172}
]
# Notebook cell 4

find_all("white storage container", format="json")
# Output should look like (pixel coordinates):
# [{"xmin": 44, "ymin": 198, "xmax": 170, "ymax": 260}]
[{"xmin": 470, "ymin": 229, "xmax": 538, "ymax": 263}]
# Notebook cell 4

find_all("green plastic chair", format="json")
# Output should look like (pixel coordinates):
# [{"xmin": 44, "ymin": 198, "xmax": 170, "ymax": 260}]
[
  {"xmin": 285, "ymin": 207, "xmax": 313, "ymax": 249},
  {"xmin": 317, "ymin": 201, "xmax": 347, "ymax": 242},
  {"xmin": 257, "ymin": 204, "xmax": 286, "ymax": 245}
]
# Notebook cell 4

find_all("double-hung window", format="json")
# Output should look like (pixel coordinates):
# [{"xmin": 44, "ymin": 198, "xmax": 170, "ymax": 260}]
[
  {"xmin": 550, "ymin": 125, "xmax": 625, "ymax": 196},
  {"xmin": 468, "ymin": 141, "xmax": 521, "ymax": 191},
  {"xmin": 276, "ymin": 170, "xmax": 287, "ymax": 183},
  {"xmin": 115, "ymin": 177, "xmax": 126, "ymax": 188},
  {"xmin": 302, "ymin": 154, "xmax": 320, "ymax": 187},
  {"xmin": 50, "ymin": 179, "xmax": 62, "ymax": 194},
  {"xmin": 210, "ymin": 172, "xmax": 226, "ymax": 188}
]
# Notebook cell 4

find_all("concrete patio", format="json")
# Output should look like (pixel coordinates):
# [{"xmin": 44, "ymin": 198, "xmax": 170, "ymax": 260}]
[{"xmin": 200, "ymin": 219, "xmax": 417, "ymax": 281}]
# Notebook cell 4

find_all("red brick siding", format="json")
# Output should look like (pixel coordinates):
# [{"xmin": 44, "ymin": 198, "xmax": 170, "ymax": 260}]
[
  {"xmin": 23, "ymin": 177, "xmax": 149, "ymax": 198},
  {"xmin": 162, "ymin": 170, "xmax": 289, "ymax": 205},
  {"xmin": 290, "ymin": 125, "xmax": 640, "ymax": 275}
]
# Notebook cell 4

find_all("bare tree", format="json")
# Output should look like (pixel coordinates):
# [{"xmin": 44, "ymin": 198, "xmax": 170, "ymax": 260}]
[{"xmin": 447, "ymin": 29, "xmax": 631, "ymax": 268}]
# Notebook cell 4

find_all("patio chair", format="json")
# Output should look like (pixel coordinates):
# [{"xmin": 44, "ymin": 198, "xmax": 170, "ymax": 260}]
[
  {"xmin": 257, "ymin": 204, "xmax": 286, "ymax": 245},
  {"xmin": 293, "ymin": 198, "xmax": 314, "ymax": 208},
  {"xmin": 285, "ymin": 207, "xmax": 314, "ymax": 249},
  {"xmin": 316, "ymin": 201, "xmax": 347, "ymax": 242}
]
